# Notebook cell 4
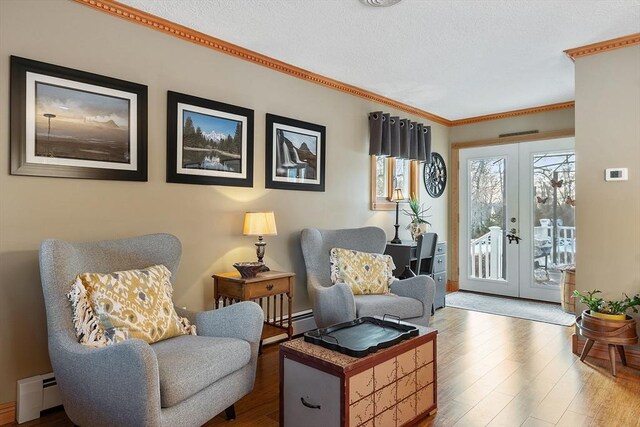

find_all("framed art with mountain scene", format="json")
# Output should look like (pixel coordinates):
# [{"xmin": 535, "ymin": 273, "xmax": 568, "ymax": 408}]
[
  {"xmin": 167, "ymin": 91, "xmax": 254, "ymax": 187},
  {"xmin": 265, "ymin": 114, "xmax": 325, "ymax": 192},
  {"xmin": 9, "ymin": 56, "xmax": 148, "ymax": 181}
]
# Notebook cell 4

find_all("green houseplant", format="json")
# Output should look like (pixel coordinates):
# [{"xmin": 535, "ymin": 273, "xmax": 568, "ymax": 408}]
[
  {"xmin": 573, "ymin": 289, "xmax": 640, "ymax": 320},
  {"xmin": 402, "ymin": 194, "xmax": 431, "ymax": 241},
  {"xmin": 573, "ymin": 289, "xmax": 639, "ymax": 376}
]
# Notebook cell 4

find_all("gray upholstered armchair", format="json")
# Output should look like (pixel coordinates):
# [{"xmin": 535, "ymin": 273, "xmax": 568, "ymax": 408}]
[
  {"xmin": 39, "ymin": 233, "xmax": 263, "ymax": 427},
  {"xmin": 300, "ymin": 227, "xmax": 436, "ymax": 328}
]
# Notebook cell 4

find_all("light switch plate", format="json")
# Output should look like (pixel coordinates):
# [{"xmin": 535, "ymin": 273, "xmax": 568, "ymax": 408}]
[{"xmin": 605, "ymin": 168, "xmax": 628, "ymax": 181}]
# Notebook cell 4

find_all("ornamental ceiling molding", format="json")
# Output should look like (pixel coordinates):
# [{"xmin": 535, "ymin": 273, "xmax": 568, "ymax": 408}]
[
  {"xmin": 75, "ymin": 0, "xmax": 592, "ymax": 127},
  {"xmin": 449, "ymin": 101, "xmax": 575, "ymax": 127},
  {"xmin": 564, "ymin": 33, "xmax": 640, "ymax": 61},
  {"xmin": 73, "ymin": 0, "xmax": 451, "ymax": 126}
]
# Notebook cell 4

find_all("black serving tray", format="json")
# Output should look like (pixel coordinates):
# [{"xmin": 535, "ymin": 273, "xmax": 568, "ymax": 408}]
[{"xmin": 303, "ymin": 316, "xmax": 419, "ymax": 358}]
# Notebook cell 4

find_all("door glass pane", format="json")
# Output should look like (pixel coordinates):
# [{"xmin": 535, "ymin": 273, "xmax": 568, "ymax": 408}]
[
  {"xmin": 468, "ymin": 157, "xmax": 506, "ymax": 280},
  {"xmin": 532, "ymin": 152, "xmax": 576, "ymax": 287}
]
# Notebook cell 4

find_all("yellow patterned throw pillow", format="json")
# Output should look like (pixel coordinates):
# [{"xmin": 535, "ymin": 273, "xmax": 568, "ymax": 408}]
[
  {"xmin": 329, "ymin": 248, "xmax": 396, "ymax": 295},
  {"xmin": 68, "ymin": 264, "xmax": 196, "ymax": 347}
]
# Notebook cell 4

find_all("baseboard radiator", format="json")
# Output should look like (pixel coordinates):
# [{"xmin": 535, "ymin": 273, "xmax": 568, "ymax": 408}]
[
  {"xmin": 16, "ymin": 373, "xmax": 62, "ymax": 424},
  {"xmin": 262, "ymin": 309, "xmax": 317, "ymax": 345}
]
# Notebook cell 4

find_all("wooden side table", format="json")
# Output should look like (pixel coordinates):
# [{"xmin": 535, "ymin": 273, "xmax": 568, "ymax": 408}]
[{"xmin": 212, "ymin": 271, "xmax": 295, "ymax": 344}]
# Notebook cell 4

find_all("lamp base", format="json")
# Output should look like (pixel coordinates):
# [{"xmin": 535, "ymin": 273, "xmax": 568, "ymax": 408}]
[
  {"xmin": 255, "ymin": 240, "xmax": 266, "ymax": 263},
  {"xmin": 390, "ymin": 224, "xmax": 402, "ymax": 244}
]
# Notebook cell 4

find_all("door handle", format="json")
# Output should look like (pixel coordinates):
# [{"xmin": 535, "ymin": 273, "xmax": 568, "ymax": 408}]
[{"xmin": 506, "ymin": 228, "xmax": 522, "ymax": 244}]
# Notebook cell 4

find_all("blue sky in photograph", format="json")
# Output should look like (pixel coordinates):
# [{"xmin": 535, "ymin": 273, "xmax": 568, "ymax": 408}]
[{"xmin": 184, "ymin": 110, "xmax": 239, "ymax": 136}]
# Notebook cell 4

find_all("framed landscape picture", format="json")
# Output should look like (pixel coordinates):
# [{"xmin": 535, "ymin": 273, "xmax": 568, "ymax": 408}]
[
  {"xmin": 167, "ymin": 91, "xmax": 254, "ymax": 187},
  {"xmin": 10, "ymin": 56, "xmax": 148, "ymax": 181},
  {"xmin": 265, "ymin": 114, "xmax": 326, "ymax": 192}
]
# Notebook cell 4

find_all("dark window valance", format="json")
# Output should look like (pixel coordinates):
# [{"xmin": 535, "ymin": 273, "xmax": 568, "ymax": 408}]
[{"xmin": 369, "ymin": 111, "xmax": 431, "ymax": 162}]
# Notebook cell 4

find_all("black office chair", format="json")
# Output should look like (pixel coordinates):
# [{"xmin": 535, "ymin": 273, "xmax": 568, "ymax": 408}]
[
  {"xmin": 414, "ymin": 233, "xmax": 438, "ymax": 275},
  {"xmin": 413, "ymin": 233, "xmax": 438, "ymax": 315}
]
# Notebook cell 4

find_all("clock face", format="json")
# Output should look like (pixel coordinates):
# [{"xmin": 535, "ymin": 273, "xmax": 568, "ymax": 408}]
[{"xmin": 423, "ymin": 152, "xmax": 447, "ymax": 198}]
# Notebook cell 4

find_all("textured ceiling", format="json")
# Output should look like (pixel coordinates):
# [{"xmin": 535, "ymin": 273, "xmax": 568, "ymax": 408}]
[{"xmin": 118, "ymin": 0, "xmax": 640, "ymax": 120}]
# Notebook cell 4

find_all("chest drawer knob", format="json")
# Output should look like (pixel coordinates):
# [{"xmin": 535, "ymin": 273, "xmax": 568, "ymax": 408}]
[{"xmin": 266, "ymin": 283, "xmax": 274, "ymax": 291}]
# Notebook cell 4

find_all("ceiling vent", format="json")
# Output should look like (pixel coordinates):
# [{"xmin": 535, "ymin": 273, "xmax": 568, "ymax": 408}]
[{"xmin": 360, "ymin": 0, "xmax": 402, "ymax": 7}]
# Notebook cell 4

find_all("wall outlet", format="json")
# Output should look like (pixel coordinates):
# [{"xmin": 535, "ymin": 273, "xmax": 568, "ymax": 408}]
[{"xmin": 605, "ymin": 168, "xmax": 628, "ymax": 181}]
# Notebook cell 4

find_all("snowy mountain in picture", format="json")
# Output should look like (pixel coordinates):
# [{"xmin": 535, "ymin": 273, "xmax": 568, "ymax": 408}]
[{"xmin": 202, "ymin": 130, "xmax": 229, "ymax": 142}]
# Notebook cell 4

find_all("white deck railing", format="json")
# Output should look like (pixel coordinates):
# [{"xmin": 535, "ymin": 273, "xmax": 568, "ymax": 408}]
[
  {"xmin": 469, "ymin": 224, "xmax": 575, "ymax": 279},
  {"xmin": 470, "ymin": 226, "xmax": 503, "ymax": 279}
]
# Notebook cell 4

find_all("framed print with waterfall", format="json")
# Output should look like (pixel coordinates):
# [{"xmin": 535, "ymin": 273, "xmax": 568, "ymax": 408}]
[
  {"xmin": 167, "ymin": 91, "xmax": 254, "ymax": 187},
  {"xmin": 9, "ymin": 56, "xmax": 148, "ymax": 181},
  {"xmin": 265, "ymin": 114, "xmax": 325, "ymax": 192}
]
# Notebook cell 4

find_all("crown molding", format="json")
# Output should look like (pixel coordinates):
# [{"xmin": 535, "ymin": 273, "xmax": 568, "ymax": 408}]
[
  {"xmin": 72, "ymin": 0, "xmax": 451, "ymax": 126},
  {"xmin": 72, "ymin": 0, "xmax": 584, "ymax": 128},
  {"xmin": 564, "ymin": 33, "xmax": 640, "ymax": 61},
  {"xmin": 449, "ymin": 101, "xmax": 575, "ymax": 127}
]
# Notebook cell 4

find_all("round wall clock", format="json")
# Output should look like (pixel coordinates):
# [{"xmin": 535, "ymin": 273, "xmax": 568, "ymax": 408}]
[{"xmin": 423, "ymin": 152, "xmax": 447, "ymax": 198}]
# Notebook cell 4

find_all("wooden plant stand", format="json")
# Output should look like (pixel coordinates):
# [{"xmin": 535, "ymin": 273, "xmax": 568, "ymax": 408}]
[{"xmin": 576, "ymin": 310, "xmax": 638, "ymax": 376}]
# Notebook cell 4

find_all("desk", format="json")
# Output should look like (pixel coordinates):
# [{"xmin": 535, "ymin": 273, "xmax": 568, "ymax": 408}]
[
  {"xmin": 385, "ymin": 240, "xmax": 417, "ymax": 278},
  {"xmin": 385, "ymin": 241, "xmax": 447, "ymax": 310}
]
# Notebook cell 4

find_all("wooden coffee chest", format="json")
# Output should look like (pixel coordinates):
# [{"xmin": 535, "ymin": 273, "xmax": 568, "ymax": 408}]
[{"xmin": 279, "ymin": 325, "xmax": 437, "ymax": 426}]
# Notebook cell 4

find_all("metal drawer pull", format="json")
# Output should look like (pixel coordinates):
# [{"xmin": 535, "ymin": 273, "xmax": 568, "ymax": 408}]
[
  {"xmin": 437, "ymin": 259, "xmax": 443, "ymax": 263},
  {"xmin": 300, "ymin": 397, "xmax": 321, "ymax": 410},
  {"xmin": 266, "ymin": 284, "xmax": 274, "ymax": 290},
  {"xmin": 438, "ymin": 277, "xmax": 443, "ymax": 282}
]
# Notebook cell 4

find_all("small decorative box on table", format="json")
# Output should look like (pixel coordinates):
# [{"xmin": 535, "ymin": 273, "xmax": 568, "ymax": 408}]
[
  {"xmin": 280, "ymin": 319, "xmax": 437, "ymax": 427},
  {"xmin": 212, "ymin": 271, "xmax": 294, "ymax": 342}
]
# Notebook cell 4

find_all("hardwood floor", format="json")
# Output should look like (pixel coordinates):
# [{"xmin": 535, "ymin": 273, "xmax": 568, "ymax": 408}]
[{"xmin": 14, "ymin": 307, "xmax": 640, "ymax": 427}]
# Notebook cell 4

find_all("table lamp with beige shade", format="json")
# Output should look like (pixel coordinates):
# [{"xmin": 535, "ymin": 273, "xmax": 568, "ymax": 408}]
[{"xmin": 243, "ymin": 211, "xmax": 278, "ymax": 264}]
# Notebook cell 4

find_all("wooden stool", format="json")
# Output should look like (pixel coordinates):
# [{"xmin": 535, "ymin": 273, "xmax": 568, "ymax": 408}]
[{"xmin": 576, "ymin": 310, "xmax": 638, "ymax": 376}]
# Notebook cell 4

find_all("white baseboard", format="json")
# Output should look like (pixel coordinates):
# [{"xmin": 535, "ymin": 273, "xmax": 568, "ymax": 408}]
[{"xmin": 262, "ymin": 309, "xmax": 316, "ymax": 345}]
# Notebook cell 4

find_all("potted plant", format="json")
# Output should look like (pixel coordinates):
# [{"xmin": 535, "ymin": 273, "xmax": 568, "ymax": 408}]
[
  {"xmin": 573, "ymin": 289, "xmax": 639, "ymax": 376},
  {"xmin": 402, "ymin": 194, "xmax": 431, "ymax": 241},
  {"xmin": 573, "ymin": 289, "xmax": 640, "ymax": 320}
]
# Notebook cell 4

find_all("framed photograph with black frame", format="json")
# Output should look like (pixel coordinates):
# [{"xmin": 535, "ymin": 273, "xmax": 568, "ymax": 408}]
[
  {"xmin": 265, "ymin": 113, "xmax": 326, "ymax": 192},
  {"xmin": 167, "ymin": 91, "xmax": 254, "ymax": 187},
  {"xmin": 10, "ymin": 56, "xmax": 148, "ymax": 181}
]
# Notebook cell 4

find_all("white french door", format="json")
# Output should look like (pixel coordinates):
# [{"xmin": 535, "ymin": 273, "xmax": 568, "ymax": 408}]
[
  {"xmin": 459, "ymin": 137, "xmax": 575, "ymax": 302},
  {"xmin": 460, "ymin": 144, "xmax": 519, "ymax": 297}
]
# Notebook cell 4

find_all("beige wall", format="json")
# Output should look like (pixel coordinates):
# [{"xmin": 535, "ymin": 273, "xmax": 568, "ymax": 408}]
[
  {"xmin": 0, "ymin": 0, "xmax": 449, "ymax": 403},
  {"xmin": 574, "ymin": 46, "xmax": 640, "ymax": 335},
  {"xmin": 449, "ymin": 107, "xmax": 575, "ymax": 143}
]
